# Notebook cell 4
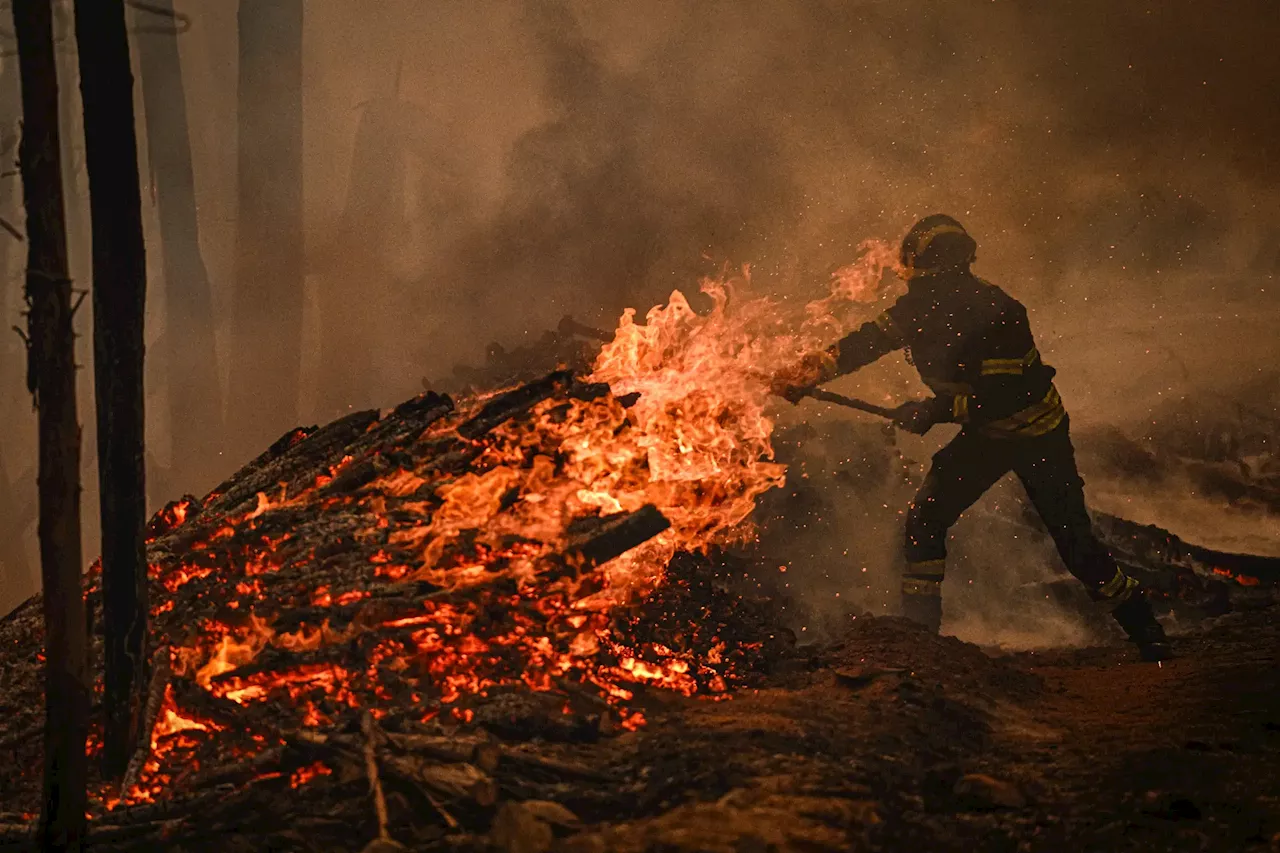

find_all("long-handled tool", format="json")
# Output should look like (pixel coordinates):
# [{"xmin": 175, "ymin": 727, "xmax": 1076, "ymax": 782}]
[
  {"xmin": 751, "ymin": 366, "xmax": 900, "ymax": 421},
  {"xmin": 800, "ymin": 387, "xmax": 899, "ymax": 420}
]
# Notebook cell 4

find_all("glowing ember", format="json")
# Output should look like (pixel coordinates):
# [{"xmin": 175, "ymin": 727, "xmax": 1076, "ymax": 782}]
[
  {"xmin": 1212, "ymin": 566, "xmax": 1261, "ymax": 587},
  {"xmin": 290, "ymin": 761, "xmax": 332, "ymax": 788}
]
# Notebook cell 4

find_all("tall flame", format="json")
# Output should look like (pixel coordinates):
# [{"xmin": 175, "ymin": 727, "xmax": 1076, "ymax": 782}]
[{"xmin": 583, "ymin": 243, "xmax": 898, "ymax": 594}]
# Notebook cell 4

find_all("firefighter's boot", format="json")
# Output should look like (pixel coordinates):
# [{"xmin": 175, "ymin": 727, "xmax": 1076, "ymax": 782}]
[
  {"xmin": 1110, "ymin": 591, "xmax": 1171, "ymax": 662},
  {"xmin": 900, "ymin": 574, "xmax": 943, "ymax": 634}
]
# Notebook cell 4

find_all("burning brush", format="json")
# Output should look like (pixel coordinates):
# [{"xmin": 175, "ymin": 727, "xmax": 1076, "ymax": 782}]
[{"xmin": 80, "ymin": 244, "xmax": 900, "ymax": 810}]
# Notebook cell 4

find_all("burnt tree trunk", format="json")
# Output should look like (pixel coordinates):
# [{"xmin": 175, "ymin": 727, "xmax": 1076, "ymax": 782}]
[
  {"xmin": 11, "ymin": 0, "xmax": 89, "ymax": 849},
  {"xmin": 229, "ymin": 0, "xmax": 304, "ymax": 449},
  {"xmin": 74, "ymin": 0, "xmax": 149, "ymax": 782},
  {"xmin": 133, "ymin": 0, "xmax": 223, "ymax": 493}
]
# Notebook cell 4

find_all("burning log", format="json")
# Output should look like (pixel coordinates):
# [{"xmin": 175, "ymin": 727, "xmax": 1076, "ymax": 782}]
[
  {"xmin": 183, "ymin": 746, "xmax": 286, "ymax": 791},
  {"xmin": 202, "ymin": 407, "xmax": 382, "ymax": 516},
  {"xmin": 561, "ymin": 505, "xmax": 672, "ymax": 575},
  {"xmin": 166, "ymin": 676, "xmax": 276, "ymax": 737},
  {"xmin": 457, "ymin": 370, "xmax": 572, "ymax": 439}
]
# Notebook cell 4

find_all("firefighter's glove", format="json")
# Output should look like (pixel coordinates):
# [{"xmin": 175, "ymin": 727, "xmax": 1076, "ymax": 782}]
[
  {"xmin": 770, "ymin": 351, "xmax": 837, "ymax": 405},
  {"xmin": 892, "ymin": 397, "xmax": 945, "ymax": 435},
  {"xmin": 765, "ymin": 381, "xmax": 807, "ymax": 405}
]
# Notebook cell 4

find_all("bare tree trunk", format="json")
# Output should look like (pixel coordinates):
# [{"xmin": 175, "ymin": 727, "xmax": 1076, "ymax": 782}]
[
  {"xmin": 73, "ymin": 0, "xmax": 149, "ymax": 783},
  {"xmin": 229, "ymin": 0, "xmax": 304, "ymax": 450},
  {"xmin": 0, "ymin": 452, "xmax": 38, "ymax": 607},
  {"xmin": 133, "ymin": 0, "xmax": 222, "ymax": 493},
  {"xmin": 11, "ymin": 0, "xmax": 89, "ymax": 849},
  {"xmin": 315, "ymin": 94, "xmax": 403, "ymax": 421},
  {"xmin": 0, "ymin": 105, "xmax": 33, "ymax": 603}
]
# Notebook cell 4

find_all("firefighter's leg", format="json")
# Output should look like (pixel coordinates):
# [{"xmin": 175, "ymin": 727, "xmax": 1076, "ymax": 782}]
[
  {"xmin": 1014, "ymin": 420, "xmax": 1170, "ymax": 661},
  {"xmin": 902, "ymin": 432, "xmax": 1009, "ymax": 632}
]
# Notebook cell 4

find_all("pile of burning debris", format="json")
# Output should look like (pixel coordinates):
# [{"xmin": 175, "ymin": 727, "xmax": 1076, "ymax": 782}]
[
  {"xmin": 0, "ymin": 369, "xmax": 794, "ymax": 851},
  {"xmin": 1, "ymin": 257, "xmax": 857, "ymax": 850}
]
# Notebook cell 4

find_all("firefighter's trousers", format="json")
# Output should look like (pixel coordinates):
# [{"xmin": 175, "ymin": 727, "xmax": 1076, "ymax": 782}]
[{"xmin": 900, "ymin": 415, "xmax": 1136, "ymax": 627}]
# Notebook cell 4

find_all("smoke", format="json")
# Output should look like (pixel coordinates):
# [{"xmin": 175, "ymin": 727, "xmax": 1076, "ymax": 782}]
[
  {"xmin": 942, "ymin": 476, "xmax": 1102, "ymax": 651},
  {"xmin": 3, "ymin": 0, "xmax": 1278, "ymax": 618},
  {"xmin": 411, "ymin": 0, "xmax": 804, "ymax": 363}
]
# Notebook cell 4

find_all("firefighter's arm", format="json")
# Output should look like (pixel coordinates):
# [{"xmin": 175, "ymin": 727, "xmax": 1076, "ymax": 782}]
[
  {"xmin": 932, "ymin": 393, "xmax": 968, "ymax": 425},
  {"xmin": 828, "ymin": 309, "xmax": 906, "ymax": 377},
  {"xmin": 771, "ymin": 307, "xmax": 905, "ymax": 403}
]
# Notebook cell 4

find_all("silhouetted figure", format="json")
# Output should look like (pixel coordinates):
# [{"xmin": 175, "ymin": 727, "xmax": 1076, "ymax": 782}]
[{"xmin": 774, "ymin": 215, "xmax": 1171, "ymax": 662}]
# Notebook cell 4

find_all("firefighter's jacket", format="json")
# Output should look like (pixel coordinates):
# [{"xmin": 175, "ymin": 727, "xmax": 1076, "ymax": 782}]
[{"xmin": 828, "ymin": 270, "xmax": 1065, "ymax": 438}]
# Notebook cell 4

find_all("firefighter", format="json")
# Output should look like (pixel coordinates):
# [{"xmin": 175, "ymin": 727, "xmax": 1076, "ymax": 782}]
[{"xmin": 772, "ymin": 214, "xmax": 1171, "ymax": 661}]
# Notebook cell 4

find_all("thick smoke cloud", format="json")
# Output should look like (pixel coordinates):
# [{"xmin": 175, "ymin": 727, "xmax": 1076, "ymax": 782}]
[
  {"xmin": 1, "ymin": 0, "xmax": 1276, "ymax": 619},
  {"xmin": 413, "ymin": 0, "xmax": 1280, "ymax": 405},
  {"xmin": 415, "ymin": 1, "xmax": 804, "ymax": 358}
]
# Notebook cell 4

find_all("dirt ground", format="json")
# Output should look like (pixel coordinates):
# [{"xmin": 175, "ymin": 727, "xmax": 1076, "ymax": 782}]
[{"xmin": 537, "ymin": 608, "xmax": 1280, "ymax": 853}]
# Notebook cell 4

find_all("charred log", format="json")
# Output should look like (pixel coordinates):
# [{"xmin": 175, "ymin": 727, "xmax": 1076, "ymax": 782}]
[
  {"xmin": 457, "ymin": 370, "xmax": 574, "ymax": 439},
  {"xmin": 1093, "ymin": 511, "xmax": 1280, "ymax": 588},
  {"xmin": 561, "ymin": 504, "xmax": 671, "ymax": 574}
]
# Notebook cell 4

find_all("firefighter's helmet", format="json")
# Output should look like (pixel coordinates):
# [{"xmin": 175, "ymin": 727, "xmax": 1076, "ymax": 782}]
[{"xmin": 899, "ymin": 214, "xmax": 977, "ymax": 279}]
